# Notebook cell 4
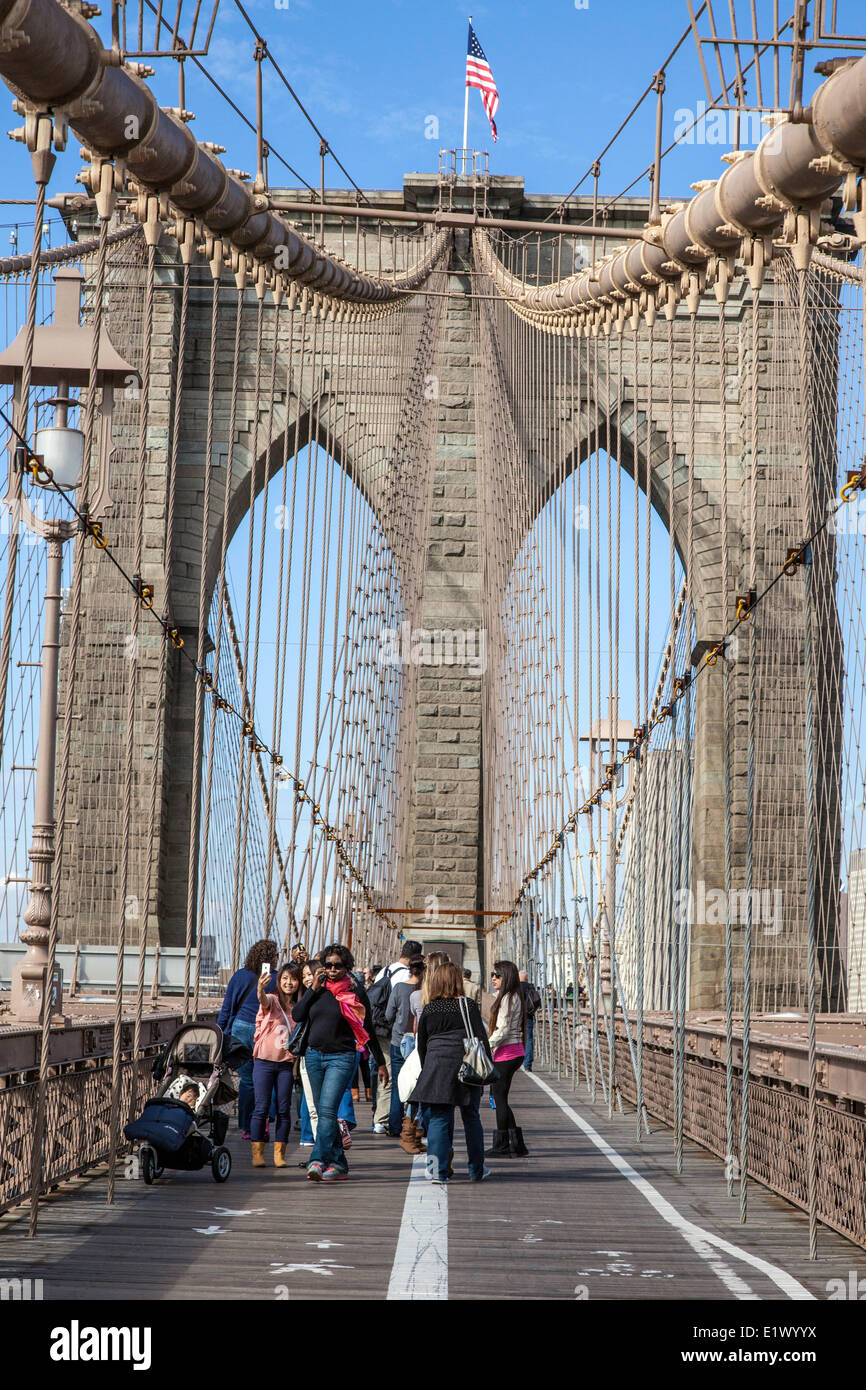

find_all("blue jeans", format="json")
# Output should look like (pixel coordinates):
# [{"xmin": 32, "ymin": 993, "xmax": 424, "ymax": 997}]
[
  {"xmin": 426, "ymin": 1089, "xmax": 485, "ymax": 1181},
  {"xmin": 300, "ymin": 1063, "xmax": 358, "ymax": 1142},
  {"xmin": 388, "ymin": 1043, "xmax": 405, "ymax": 1136},
  {"xmin": 231, "ymin": 1020, "xmax": 255, "ymax": 1132},
  {"xmin": 304, "ymin": 1050, "xmax": 359, "ymax": 1174},
  {"xmin": 300, "ymin": 1092, "xmax": 315, "ymax": 1144},
  {"xmin": 523, "ymin": 1016, "xmax": 535, "ymax": 1071},
  {"xmin": 251, "ymin": 1059, "xmax": 294, "ymax": 1143}
]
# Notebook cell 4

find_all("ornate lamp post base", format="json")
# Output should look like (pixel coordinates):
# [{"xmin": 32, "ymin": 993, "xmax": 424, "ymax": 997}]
[
  {"xmin": 10, "ymin": 925, "xmax": 50, "ymax": 1020},
  {"xmin": 9, "ymin": 528, "xmax": 70, "ymax": 1022}
]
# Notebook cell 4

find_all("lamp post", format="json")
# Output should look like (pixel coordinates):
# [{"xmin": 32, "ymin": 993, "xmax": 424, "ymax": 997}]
[{"xmin": 1, "ymin": 267, "xmax": 134, "ymax": 1022}]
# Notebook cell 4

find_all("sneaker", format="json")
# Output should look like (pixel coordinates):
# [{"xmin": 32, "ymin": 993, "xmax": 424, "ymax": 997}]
[
  {"xmin": 372, "ymin": 1122, "xmax": 388, "ymax": 1134},
  {"xmin": 338, "ymin": 1119, "xmax": 352, "ymax": 1150},
  {"xmin": 299, "ymin": 1141, "xmax": 314, "ymax": 1148},
  {"xmin": 306, "ymin": 1162, "xmax": 325, "ymax": 1182},
  {"xmin": 470, "ymin": 1166, "xmax": 493, "ymax": 1182},
  {"xmin": 241, "ymin": 1130, "xmax": 251, "ymax": 1140},
  {"xmin": 431, "ymin": 1176, "xmax": 448, "ymax": 1186},
  {"xmin": 322, "ymin": 1165, "xmax": 349, "ymax": 1182}
]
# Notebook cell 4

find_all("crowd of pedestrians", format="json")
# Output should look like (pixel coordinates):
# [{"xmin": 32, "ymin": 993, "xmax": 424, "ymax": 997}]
[{"xmin": 216, "ymin": 936, "xmax": 543, "ymax": 1184}]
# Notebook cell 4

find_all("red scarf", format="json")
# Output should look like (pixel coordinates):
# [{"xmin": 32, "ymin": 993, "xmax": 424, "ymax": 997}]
[{"xmin": 326, "ymin": 975, "xmax": 369, "ymax": 1050}]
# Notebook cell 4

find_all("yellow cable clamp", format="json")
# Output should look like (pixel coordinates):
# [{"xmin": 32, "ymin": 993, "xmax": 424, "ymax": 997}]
[{"xmin": 841, "ymin": 468, "xmax": 866, "ymax": 502}]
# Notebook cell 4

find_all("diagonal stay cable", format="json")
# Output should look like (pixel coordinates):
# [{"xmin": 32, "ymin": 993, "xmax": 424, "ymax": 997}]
[
  {"xmin": 540, "ymin": 4, "xmax": 708, "ymax": 226},
  {"xmin": 482, "ymin": 414, "xmax": 864, "ymax": 932},
  {"xmin": 138, "ymin": 0, "xmax": 315, "ymax": 191},
  {"xmin": 0, "ymin": 400, "xmax": 402, "ymax": 937},
  {"xmin": 229, "ymin": 0, "xmax": 408, "ymax": 236}
]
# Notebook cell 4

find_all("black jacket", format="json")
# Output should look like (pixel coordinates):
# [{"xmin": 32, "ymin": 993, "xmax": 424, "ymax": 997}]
[
  {"xmin": 292, "ymin": 980, "xmax": 386, "ymax": 1067},
  {"xmin": 412, "ymin": 997, "xmax": 492, "ymax": 1107}
]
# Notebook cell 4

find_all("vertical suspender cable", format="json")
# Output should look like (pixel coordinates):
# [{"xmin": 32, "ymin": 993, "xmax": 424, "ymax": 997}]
[
  {"xmin": 0, "ymin": 176, "xmax": 45, "ymax": 771},
  {"xmin": 133, "ymin": 245, "xmax": 190, "ymax": 1103},
  {"xmin": 107, "ymin": 230, "xmax": 157, "ymax": 1207},
  {"xmin": 185, "ymin": 246, "xmax": 222, "ymax": 1019},
  {"xmin": 797, "ymin": 266, "xmax": 819, "ymax": 1258},
  {"xmin": 28, "ymin": 184, "xmax": 109, "ymax": 1238},
  {"xmin": 200, "ymin": 272, "xmax": 246, "ymax": 978}
]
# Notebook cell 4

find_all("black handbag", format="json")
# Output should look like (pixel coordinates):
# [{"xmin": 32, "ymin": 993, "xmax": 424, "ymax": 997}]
[{"xmin": 286, "ymin": 1017, "xmax": 310, "ymax": 1057}]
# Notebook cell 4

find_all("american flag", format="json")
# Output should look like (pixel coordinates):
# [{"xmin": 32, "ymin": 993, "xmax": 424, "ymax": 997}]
[{"xmin": 466, "ymin": 23, "xmax": 499, "ymax": 143}]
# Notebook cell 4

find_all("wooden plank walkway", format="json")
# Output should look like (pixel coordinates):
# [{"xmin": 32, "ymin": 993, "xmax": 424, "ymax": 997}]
[{"xmin": 1, "ymin": 1067, "xmax": 864, "ymax": 1301}]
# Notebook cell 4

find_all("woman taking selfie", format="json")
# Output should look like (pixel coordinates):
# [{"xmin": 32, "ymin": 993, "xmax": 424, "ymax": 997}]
[
  {"xmin": 411, "ymin": 960, "xmax": 492, "ymax": 1184},
  {"xmin": 250, "ymin": 962, "xmax": 302, "ymax": 1168},
  {"xmin": 290, "ymin": 942, "xmax": 388, "ymax": 1181},
  {"xmin": 486, "ymin": 959, "xmax": 529, "ymax": 1157}
]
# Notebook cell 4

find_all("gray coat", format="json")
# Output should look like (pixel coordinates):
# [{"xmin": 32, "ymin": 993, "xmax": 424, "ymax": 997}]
[{"xmin": 410, "ymin": 997, "xmax": 492, "ymax": 1107}]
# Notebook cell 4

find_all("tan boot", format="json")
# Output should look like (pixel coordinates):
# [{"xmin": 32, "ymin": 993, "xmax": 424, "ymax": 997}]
[
  {"xmin": 251, "ymin": 1141, "xmax": 266, "ymax": 1168},
  {"xmin": 273, "ymin": 1142, "xmax": 287, "ymax": 1168},
  {"xmin": 398, "ymin": 1117, "xmax": 423, "ymax": 1155}
]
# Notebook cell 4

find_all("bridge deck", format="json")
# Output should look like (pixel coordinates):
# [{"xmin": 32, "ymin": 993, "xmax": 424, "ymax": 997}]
[{"xmin": 1, "ymin": 1069, "xmax": 862, "ymax": 1302}]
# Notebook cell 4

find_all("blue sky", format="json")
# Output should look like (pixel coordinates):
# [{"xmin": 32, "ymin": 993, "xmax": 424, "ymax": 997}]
[{"xmin": 0, "ymin": 0, "xmax": 840, "ymax": 245}]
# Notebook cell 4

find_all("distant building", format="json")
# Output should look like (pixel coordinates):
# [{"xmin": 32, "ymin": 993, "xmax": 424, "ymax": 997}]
[{"xmin": 847, "ymin": 851, "xmax": 866, "ymax": 1011}]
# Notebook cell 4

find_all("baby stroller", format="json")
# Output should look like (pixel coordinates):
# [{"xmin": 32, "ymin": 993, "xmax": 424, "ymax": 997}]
[{"xmin": 124, "ymin": 1022, "xmax": 250, "ymax": 1184}]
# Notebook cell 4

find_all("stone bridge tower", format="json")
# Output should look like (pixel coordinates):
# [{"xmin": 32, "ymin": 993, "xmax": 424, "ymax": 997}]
[{"xmin": 56, "ymin": 172, "xmax": 840, "ymax": 1010}]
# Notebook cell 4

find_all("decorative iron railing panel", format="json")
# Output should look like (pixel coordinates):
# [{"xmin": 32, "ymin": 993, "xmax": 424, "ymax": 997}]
[{"xmin": 539, "ymin": 1015, "xmax": 866, "ymax": 1250}]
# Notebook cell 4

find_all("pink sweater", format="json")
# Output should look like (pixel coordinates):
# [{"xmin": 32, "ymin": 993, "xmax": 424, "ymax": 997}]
[{"xmin": 253, "ymin": 995, "xmax": 296, "ymax": 1063}]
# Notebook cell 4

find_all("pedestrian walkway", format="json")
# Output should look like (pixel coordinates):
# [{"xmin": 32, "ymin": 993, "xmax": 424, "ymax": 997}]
[{"xmin": 1, "ymin": 1068, "xmax": 863, "ymax": 1300}]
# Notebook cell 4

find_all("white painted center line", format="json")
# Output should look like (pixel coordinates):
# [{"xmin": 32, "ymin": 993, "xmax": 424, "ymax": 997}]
[
  {"xmin": 526, "ymin": 1071, "xmax": 814, "ymax": 1301},
  {"xmin": 386, "ymin": 1153, "xmax": 448, "ymax": 1300}
]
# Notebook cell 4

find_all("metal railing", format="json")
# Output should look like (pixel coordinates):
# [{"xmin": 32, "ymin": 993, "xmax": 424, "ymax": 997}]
[
  {"xmin": 0, "ymin": 1009, "xmax": 216, "ymax": 1216},
  {"xmin": 536, "ymin": 1008, "xmax": 866, "ymax": 1250}
]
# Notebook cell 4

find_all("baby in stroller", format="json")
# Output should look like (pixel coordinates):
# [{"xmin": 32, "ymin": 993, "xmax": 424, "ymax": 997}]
[
  {"xmin": 124, "ymin": 1022, "xmax": 246, "ymax": 1184},
  {"xmin": 174, "ymin": 1078, "xmax": 207, "ymax": 1133}
]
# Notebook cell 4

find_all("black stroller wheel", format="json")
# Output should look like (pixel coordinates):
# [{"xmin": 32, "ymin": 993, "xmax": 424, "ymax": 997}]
[
  {"xmin": 211, "ymin": 1146, "xmax": 231, "ymax": 1183},
  {"xmin": 141, "ymin": 1147, "xmax": 155, "ymax": 1185}
]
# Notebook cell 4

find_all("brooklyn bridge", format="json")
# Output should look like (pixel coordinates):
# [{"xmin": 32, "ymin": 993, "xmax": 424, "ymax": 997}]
[{"xmin": 0, "ymin": 0, "xmax": 865, "ymax": 1323}]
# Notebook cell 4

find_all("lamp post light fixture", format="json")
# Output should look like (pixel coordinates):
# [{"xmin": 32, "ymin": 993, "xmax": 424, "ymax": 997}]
[{"xmin": 0, "ymin": 266, "xmax": 135, "ymax": 1022}]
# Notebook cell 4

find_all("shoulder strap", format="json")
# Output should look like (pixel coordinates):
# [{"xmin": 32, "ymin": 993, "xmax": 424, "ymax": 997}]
[
  {"xmin": 458, "ymin": 995, "xmax": 476, "ymax": 1041},
  {"xmin": 272, "ymin": 997, "xmax": 291, "ymax": 1029},
  {"xmin": 227, "ymin": 976, "xmax": 258, "ymax": 1031}
]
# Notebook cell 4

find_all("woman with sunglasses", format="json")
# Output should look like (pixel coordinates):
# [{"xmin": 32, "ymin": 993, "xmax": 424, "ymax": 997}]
[
  {"xmin": 486, "ymin": 959, "xmax": 529, "ymax": 1158},
  {"xmin": 290, "ymin": 941, "xmax": 388, "ymax": 1181},
  {"xmin": 296, "ymin": 958, "xmax": 360, "ymax": 1154}
]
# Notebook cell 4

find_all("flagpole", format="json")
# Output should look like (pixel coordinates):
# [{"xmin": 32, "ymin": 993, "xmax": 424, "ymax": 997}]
[{"xmin": 463, "ymin": 16, "xmax": 471, "ymax": 174}]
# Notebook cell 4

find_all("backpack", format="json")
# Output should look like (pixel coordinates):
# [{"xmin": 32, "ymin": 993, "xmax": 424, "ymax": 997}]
[{"xmin": 367, "ymin": 964, "xmax": 398, "ymax": 1034}]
